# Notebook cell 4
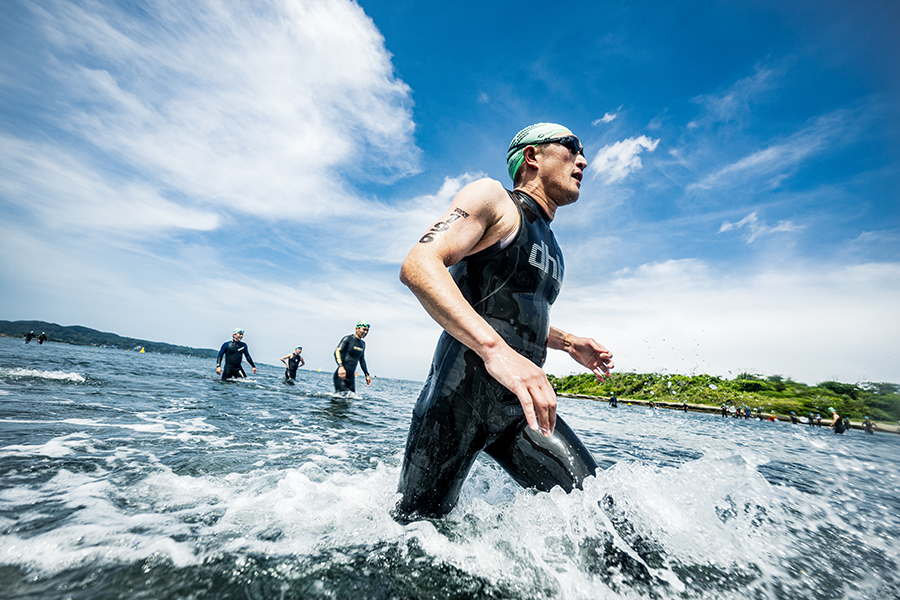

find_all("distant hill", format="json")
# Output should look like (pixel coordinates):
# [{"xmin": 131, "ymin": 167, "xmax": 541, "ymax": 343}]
[{"xmin": 0, "ymin": 320, "xmax": 217, "ymax": 359}]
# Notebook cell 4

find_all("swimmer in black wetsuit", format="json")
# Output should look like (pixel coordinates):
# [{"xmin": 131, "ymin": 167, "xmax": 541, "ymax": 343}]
[
  {"xmin": 216, "ymin": 328, "xmax": 257, "ymax": 380},
  {"xmin": 828, "ymin": 408, "xmax": 845, "ymax": 434},
  {"xmin": 37, "ymin": 332, "xmax": 47, "ymax": 345},
  {"xmin": 281, "ymin": 346, "xmax": 305, "ymax": 380},
  {"xmin": 24, "ymin": 331, "xmax": 34, "ymax": 343},
  {"xmin": 395, "ymin": 123, "xmax": 615, "ymax": 519},
  {"xmin": 333, "ymin": 321, "xmax": 371, "ymax": 392}
]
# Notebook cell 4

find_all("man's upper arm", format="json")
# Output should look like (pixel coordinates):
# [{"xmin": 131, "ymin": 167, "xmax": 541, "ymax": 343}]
[{"xmin": 407, "ymin": 178, "xmax": 512, "ymax": 267}]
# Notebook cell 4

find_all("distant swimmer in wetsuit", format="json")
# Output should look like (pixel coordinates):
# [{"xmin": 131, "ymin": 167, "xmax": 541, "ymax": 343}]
[
  {"xmin": 828, "ymin": 407, "xmax": 845, "ymax": 434},
  {"xmin": 24, "ymin": 331, "xmax": 34, "ymax": 343},
  {"xmin": 333, "ymin": 321, "xmax": 371, "ymax": 393},
  {"xmin": 281, "ymin": 346, "xmax": 305, "ymax": 381},
  {"xmin": 216, "ymin": 328, "xmax": 257, "ymax": 380},
  {"xmin": 863, "ymin": 417, "xmax": 874, "ymax": 434},
  {"xmin": 37, "ymin": 332, "xmax": 47, "ymax": 345},
  {"xmin": 395, "ymin": 123, "xmax": 614, "ymax": 519}
]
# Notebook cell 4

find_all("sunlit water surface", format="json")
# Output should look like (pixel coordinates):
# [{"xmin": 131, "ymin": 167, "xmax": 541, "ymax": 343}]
[{"xmin": 1, "ymin": 336, "xmax": 898, "ymax": 599}]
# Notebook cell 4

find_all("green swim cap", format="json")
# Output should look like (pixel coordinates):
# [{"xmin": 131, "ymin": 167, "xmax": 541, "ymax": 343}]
[
  {"xmin": 507, "ymin": 122, "xmax": 572, "ymax": 181},
  {"xmin": 233, "ymin": 328, "xmax": 244, "ymax": 334},
  {"xmin": 357, "ymin": 320, "xmax": 370, "ymax": 328}
]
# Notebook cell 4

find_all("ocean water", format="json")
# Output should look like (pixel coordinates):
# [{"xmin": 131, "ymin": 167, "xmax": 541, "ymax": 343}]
[{"xmin": 1, "ymin": 336, "xmax": 898, "ymax": 600}]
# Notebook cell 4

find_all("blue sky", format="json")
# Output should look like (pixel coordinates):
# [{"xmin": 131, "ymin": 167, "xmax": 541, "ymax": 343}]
[{"xmin": 2, "ymin": 0, "xmax": 898, "ymax": 384}]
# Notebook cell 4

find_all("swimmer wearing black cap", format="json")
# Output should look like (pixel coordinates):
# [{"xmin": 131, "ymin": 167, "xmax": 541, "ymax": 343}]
[
  {"xmin": 333, "ymin": 321, "xmax": 371, "ymax": 392},
  {"xmin": 395, "ymin": 123, "xmax": 615, "ymax": 519},
  {"xmin": 216, "ymin": 328, "xmax": 257, "ymax": 380}
]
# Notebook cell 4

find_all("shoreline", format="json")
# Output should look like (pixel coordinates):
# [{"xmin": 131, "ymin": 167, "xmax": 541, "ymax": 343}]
[{"xmin": 559, "ymin": 393, "xmax": 900, "ymax": 434}]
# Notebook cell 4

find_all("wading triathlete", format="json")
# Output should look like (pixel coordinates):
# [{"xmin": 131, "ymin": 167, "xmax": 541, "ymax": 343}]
[
  {"xmin": 37, "ymin": 332, "xmax": 47, "ymax": 345},
  {"xmin": 281, "ymin": 346, "xmax": 305, "ymax": 381},
  {"xmin": 216, "ymin": 328, "xmax": 257, "ymax": 380},
  {"xmin": 395, "ymin": 123, "xmax": 615, "ymax": 519},
  {"xmin": 24, "ymin": 331, "xmax": 34, "ymax": 343},
  {"xmin": 828, "ymin": 407, "xmax": 845, "ymax": 434},
  {"xmin": 333, "ymin": 321, "xmax": 371, "ymax": 393}
]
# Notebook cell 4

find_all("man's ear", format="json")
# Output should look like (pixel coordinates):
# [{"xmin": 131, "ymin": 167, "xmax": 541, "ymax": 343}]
[{"xmin": 521, "ymin": 145, "xmax": 540, "ymax": 171}]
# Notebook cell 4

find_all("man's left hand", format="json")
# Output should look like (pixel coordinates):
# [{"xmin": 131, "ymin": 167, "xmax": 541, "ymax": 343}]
[{"xmin": 566, "ymin": 336, "xmax": 614, "ymax": 381}]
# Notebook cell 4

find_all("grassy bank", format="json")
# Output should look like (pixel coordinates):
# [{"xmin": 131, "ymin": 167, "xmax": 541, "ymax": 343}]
[{"xmin": 547, "ymin": 371, "xmax": 900, "ymax": 424}]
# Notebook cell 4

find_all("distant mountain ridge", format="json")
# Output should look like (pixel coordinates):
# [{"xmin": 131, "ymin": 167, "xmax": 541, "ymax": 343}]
[{"xmin": 0, "ymin": 320, "xmax": 217, "ymax": 358}]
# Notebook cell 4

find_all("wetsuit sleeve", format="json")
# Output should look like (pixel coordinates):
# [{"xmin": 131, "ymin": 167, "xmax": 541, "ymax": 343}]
[
  {"xmin": 335, "ymin": 336, "xmax": 350, "ymax": 366},
  {"xmin": 216, "ymin": 342, "xmax": 229, "ymax": 366},
  {"xmin": 242, "ymin": 343, "xmax": 256, "ymax": 368},
  {"xmin": 360, "ymin": 352, "xmax": 369, "ymax": 377}
]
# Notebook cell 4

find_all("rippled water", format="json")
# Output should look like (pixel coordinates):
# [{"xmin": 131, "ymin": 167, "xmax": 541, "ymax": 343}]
[{"xmin": 1, "ymin": 335, "xmax": 899, "ymax": 599}]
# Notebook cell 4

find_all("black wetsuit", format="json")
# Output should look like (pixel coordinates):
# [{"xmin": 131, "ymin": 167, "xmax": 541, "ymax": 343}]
[
  {"xmin": 334, "ymin": 335, "xmax": 368, "ymax": 392},
  {"xmin": 217, "ymin": 340, "xmax": 255, "ymax": 380},
  {"xmin": 24, "ymin": 332, "xmax": 34, "ymax": 343},
  {"xmin": 397, "ymin": 190, "xmax": 598, "ymax": 519},
  {"xmin": 834, "ymin": 415, "xmax": 845, "ymax": 434},
  {"xmin": 285, "ymin": 354, "xmax": 303, "ymax": 380},
  {"xmin": 37, "ymin": 334, "xmax": 46, "ymax": 345}
]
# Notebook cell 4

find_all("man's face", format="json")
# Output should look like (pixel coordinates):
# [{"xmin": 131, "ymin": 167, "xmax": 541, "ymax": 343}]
[
  {"xmin": 356, "ymin": 326, "xmax": 369, "ymax": 338},
  {"xmin": 233, "ymin": 332, "xmax": 243, "ymax": 341},
  {"xmin": 536, "ymin": 135, "xmax": 588, "ymax": 208}
]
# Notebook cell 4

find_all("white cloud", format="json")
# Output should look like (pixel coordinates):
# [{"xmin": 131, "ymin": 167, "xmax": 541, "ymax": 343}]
[
  {"xmin": 545, "ymin": 259, "xmax": 900, "ymax": 385},
  {"xmin": 592, "ymin": 112, "xmax": 617, "ymax": 126},
  {"xmin": 0, "ymin": 135, "xmax": 219, "ymax": 233},
  {"xmin": 718, "ymin": 211, "xmax": 803, "ymax": 244},
  {"xmin": 691, "ymin": 65, "xmax": 779, "ymax": 125},
  {"xmin": 687, "ymin": 109, "xmax": 857, "ymax": 192},
  {"xmin": 590, "ymin": 135, "xmax": 660, "ymax": 184},
  {"xmin": 11, "ymin": 0, "xmax": 419, "ymax": 224}
]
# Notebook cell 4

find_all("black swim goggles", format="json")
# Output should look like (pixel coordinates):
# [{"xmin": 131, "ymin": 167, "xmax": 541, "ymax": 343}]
[{"xmin": 509, "ymin": 135, "xmax": 584, "ymax": 157}]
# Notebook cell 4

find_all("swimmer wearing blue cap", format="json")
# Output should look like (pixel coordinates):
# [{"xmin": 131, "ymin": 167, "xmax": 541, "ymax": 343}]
[{"xmin": 396, "ymin": 123, "xmax": 614, "ymax": 519}]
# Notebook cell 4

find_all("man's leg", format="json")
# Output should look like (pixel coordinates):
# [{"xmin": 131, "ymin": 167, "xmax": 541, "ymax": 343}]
[
  {"xmin": 485, "ymin": 415, "xmax": 598, "ymax": 493},
  {"xmin": 222, "ymin": 365, "xmax": 245, "ymax": 380},
  {"xmin": 396, "ymin": 383, "xmax": 486, "ymax": 519},
  {"xmin": 333, "ymin": 370, "xmax": 348, "ymax": 392}
]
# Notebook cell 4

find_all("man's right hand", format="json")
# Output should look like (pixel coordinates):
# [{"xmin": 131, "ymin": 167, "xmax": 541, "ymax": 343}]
[
  {"xmin": 482, "ymin": 344, "xmax": 557, "ymax": 436},
  {"xmin": 216, "ymin": 366, "xmax": 221, "ymax": 374},
  {"xmin": 337, "ymin": 366, "xmax": 346, "ymax": 379}
]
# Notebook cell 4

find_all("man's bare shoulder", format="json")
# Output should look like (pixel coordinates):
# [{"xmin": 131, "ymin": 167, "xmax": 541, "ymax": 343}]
[{"xmin": 452, "ymin": 178, "xmax": 515, "ymax": 218}]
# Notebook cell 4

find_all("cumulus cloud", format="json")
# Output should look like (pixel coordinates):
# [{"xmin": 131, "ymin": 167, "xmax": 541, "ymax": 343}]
[
  {"xmin": 718, "ymin": 212, "xmax": 802, "ymax": 244},
  {"xmin": 590, "ymin": 135, "xmax": 660, "ymax": 184},
  {"xmin": 7, "ymin": 0, "xmax": 419, "ymax": 226}
]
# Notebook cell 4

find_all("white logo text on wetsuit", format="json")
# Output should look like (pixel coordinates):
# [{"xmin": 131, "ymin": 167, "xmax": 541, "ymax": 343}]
[{"xmin": 528, "ymin": 241, "xmax": 563, "ymax": 283}]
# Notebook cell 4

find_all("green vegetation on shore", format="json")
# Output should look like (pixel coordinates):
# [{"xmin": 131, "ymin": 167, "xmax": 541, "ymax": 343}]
[
  {"xmin": 548, "ymin": 371, "xmax": 900, "ymax": 423},
  {"xmin": 0, "ymin": 320, "xmax": 217, "ymax": 359}
]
